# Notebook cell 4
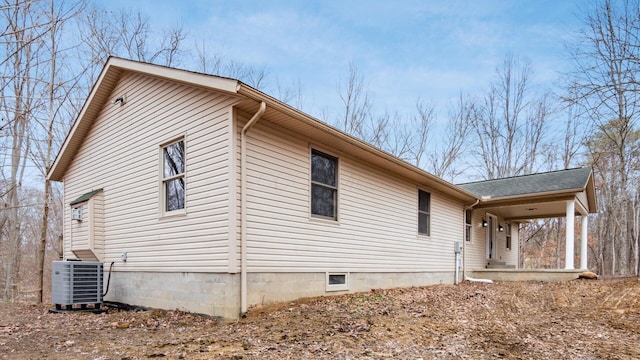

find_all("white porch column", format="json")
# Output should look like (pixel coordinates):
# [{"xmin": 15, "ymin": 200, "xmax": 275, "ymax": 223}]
[
  {"xmin": 580, "ymin": 215, "xmax": 588, "ymax": 269},
  {"xmin": 565, "ymin": 200, "xmax": 575, "ymax": 269}
]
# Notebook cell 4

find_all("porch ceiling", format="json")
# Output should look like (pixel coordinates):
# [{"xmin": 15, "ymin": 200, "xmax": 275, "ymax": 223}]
[{"xmin": 476, "ymin": 197, "xmax": 576, "ymax": 221}]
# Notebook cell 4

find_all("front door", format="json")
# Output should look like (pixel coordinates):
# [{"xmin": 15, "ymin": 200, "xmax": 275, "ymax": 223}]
[{"xmin": 486, "ymin": 214, "xmax": 497, "ymax": 259}]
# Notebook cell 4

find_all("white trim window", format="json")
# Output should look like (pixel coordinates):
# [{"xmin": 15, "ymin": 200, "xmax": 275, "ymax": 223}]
[
  {"xmin": 418, "ymin": 189, "xmax": 431, "ymax": 236},
  {"xmin": 162, "ymin": 139, "xmax": 185, "ymax": 213},
  {"xmin": 311, "ymin": 149, "xmax": 338, "ymax": 220},
  {"xmin": 465, "ymin": 209, "xmax": 472, "ymax": 242},
  {"xmin": 506, "ymin": 222, "xmax": 512, "ymax": 250}
]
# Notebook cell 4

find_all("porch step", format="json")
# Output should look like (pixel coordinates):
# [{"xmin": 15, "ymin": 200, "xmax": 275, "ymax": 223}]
[
  {"xmin": 486, "ymin": 260, "xmax": 515, "ymax": 269},
  {"xmin": 486, "ymin": 264, "xmax": 517, "ymax": 269}
]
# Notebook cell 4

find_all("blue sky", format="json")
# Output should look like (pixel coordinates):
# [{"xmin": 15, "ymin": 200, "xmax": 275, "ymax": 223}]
[{"xmin": 97, "ymin": 0, "xmax": 586, "ymax": 124}]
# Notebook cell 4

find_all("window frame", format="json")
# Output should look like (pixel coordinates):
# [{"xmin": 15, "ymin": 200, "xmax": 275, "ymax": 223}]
[
  {"xmin": 160, "ymin": 137, "xmax": 186, "ymax": 216},
  {"xmin": 71, "ymin": 205, "xmax": 83, "ymax": 221},
  {"xmin": 310, "ymin": 148, "xmax": 338, "ymax": 221},
  {"xmin": 465, "ymin": 209, "xmax": 472, "ymax": 242},
  {"xmin": 418, "ymin": 189, "xmax": 431, "ymax": 236},
  {"xmin": 506, "ymin": 222, "xmax": 512, "ymax": 250},
  {"xmin": 326, "ymin": 272, "xmax": 349, "ymax": 292}
]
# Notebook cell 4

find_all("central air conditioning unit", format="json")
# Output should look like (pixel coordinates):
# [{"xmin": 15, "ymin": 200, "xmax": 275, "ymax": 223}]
[{"xmin": 52, "ymin": 261, "xmax": 103, "ymax": 310}]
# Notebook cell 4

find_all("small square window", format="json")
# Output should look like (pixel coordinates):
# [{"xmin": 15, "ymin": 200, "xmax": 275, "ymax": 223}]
[{"xmin": 326, "ymin": 272, "xmax": 349, "ymax": 291}]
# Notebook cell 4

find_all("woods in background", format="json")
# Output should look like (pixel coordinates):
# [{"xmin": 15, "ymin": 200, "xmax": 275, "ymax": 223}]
[{"xmin": 1, "ymin": 0, "xmax": 639, "ymax": 303}]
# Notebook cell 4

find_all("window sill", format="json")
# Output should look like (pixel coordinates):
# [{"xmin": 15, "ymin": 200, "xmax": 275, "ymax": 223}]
[
  {"xmin": 159, "ymin": 209, "xmax": 187, "ymax": 219},
  {"xmin": 309, "ymin": 215, "xmax": 340, "ymax": 225}
]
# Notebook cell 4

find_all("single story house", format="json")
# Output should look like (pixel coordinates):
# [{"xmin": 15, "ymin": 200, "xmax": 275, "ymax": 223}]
[{"xmin": 47, "ymin": 57, "xmax": 597, "ymax": 319}]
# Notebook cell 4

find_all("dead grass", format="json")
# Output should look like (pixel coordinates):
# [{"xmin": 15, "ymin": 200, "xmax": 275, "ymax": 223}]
[{"xmin": 1, "ymin": 277, "xmax": 639, "ymax": 359}]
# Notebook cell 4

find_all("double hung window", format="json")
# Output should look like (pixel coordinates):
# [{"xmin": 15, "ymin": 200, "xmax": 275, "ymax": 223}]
[
  {"xmin": 418, "ymin": 190, "xmax": 431, "ymax": 236},
  {"xmin": 311, "ymin": 149, "xmax": 337, "ymax": 220},
  {"xmin": 465, "ymin": 209, "xmax": 472, "ymax": 242},
  {"xmin": 162, "ymin": 139, "xmax": 185, "ymax": 212}
]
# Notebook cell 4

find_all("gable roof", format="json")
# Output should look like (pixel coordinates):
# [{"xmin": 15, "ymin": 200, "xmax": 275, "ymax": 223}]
[
  {"xmin": 458, "ymin": 167, "xmax": 597, "ymax": 214},
  {"xmin": 458, "ymin": 167, "xmax": 592, "ymax": 198},
  {"xmin": 47, "ymin": 57, "xmax": 478, "ymax": 203}
]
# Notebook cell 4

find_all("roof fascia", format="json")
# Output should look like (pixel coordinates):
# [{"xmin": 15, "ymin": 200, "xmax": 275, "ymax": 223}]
[
  {"xmin": 476, "ymin": 187, "xmax": 586, "ymax": 205},
  {"xmin": 47, "ymin": 58, "xmax": 119, "ymax": 181},
  {"xmin": 474, "ymin": 192, "xmax": 578, "ymax": 210},
  {"xmin": 107, "ymin": 57, "xmax": 239, "ymax": 95}
]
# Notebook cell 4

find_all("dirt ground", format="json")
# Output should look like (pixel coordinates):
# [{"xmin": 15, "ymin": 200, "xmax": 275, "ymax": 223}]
[{"xmin": 1, "ymin": 277, "xmax": 639, "ymax": 359}]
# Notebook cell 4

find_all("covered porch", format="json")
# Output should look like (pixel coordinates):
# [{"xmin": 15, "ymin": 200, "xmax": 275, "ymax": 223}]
[{"xmin": 457, "ymin": 167, "xmax": 598, "ymax": 282}]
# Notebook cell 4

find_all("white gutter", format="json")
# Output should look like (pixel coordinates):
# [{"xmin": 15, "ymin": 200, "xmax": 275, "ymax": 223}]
[{"xmin": 240, "ymin": 101, "xmax": 266, "ymax": 316}]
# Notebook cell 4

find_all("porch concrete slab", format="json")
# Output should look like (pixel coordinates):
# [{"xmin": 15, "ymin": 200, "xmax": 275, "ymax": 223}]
[{"xmin": 469, "ymin": 269, "xmax": 587, "ymax": 282}]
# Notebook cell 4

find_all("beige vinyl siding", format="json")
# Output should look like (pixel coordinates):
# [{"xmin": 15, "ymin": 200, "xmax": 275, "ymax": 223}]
[
  {"xmin": 69, "ymin": 203, "xmax": 90, "ymax": 257},
  {"xmin": 499, "ymin": 222, "xmax": 519, "ymax": 266},
  {"xmin": 69, "ymin": 191, "xmax": 105, "ymax": 262},
  {"xmin": 465, "ymin": 212, "xmax": 519, "ymax": 269},
  {"xmin": 465, "ymin": 210, "xmax": 487, "ymax": 270},
  {"xmin": 63, "ymin": 72, "xmax": 239, "ymax": 272},
  {"xmin": 243, "ymin": 121, "xmax": 465, "ymax": 272},
  {"xmin": 92, "ymin": 192, "xmax": 105, "ymax": 260},
  {"xmin": 494, "ymin": 218, "xmax": 509, "ymax": 261}
]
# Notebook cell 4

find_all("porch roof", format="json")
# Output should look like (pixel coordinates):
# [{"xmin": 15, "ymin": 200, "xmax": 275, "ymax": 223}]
[{"xmin": 457, "ymin": 167, "xmax": 597, "ymax": 220}]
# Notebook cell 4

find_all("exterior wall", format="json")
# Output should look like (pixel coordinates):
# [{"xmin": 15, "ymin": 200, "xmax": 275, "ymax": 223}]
[
  {"xmin": 464, "ymin": 210, "xmax": 519, "ymax": 269},
  {"xmin": 464, "ymin": 210, "xmax": 487, "ymax": 270},
  {"xmin": 500, "ymin": 221, "xmax": 519, "ymax": 266},
  {"xmin": 70, "ymin": 201, "xmax": 90, "ymax": 258},
  {"xmin": 247, "ymin": 271, "xmax": 455, "ymax": 307},
  {"xmin": 241, "ymin": 120, "xmax": 466, "ymax": 274},
  {"xmin": 69, "ymin": 192, "xmax": 105, "ymax": 261},
  {"xmin": 103, "ymin": 270, "xmax": 454, "ymax": 319},
  {"xmin": 63, "ymin": 72, "xmax": 239, "ymax": 273},
  {"xmin": 104, "ymin": 271, "xmax": 240, "ymax": 319},
  {"xmin": 93, "ymin": 192, "xmax": 105, "ymax": 260}
]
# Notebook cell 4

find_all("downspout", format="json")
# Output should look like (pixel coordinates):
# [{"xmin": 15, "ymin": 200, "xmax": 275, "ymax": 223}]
[
  {"xmin": 240, "ymin": 101, "xmax": 266, "ymax": 317},
  {"xmin": 462, "ymin": 199, "xmax": 493, "ymax": 284}
]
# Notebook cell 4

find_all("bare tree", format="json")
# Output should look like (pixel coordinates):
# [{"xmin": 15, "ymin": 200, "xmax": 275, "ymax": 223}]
[
  {"xmin": 32, "ymin": 0, "xmax": 85, "ymax": 304},
  {"xmin": 568, "ymin": 0, "xmax": 640, "ymax": 275},
  {"xmin": 275, "ymin": 77, "xmax": 305, "ymax": 111},
  {"xmin": 429, "ymin": 93, "xmax": 476, "ymax": 181},
  {"xmin": 77, "ymin": 5, "xmax": 187, "ymax": 81},
  {"xmin": 336, "ymin": 62, "xmax": 372, "ymax": 140},
  {"xmin": 0, "ymin": 0, "xmax": 42, "ymax": 301},
  {"xmin": 472, "ymin": 54, "xmax": 549, "ymax": 179}
]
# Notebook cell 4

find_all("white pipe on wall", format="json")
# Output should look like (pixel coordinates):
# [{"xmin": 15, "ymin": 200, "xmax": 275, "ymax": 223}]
[{"xmin": 240, "ymin": 101, "xmax": 266, "ymax": 316}]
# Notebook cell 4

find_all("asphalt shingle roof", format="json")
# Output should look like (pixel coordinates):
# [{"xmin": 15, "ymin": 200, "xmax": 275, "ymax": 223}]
[
  {"xmin": 456, "ymin": 167, "xmax": 592, "ymax": 199},
  {"xmin": 70, "ymin": 189, "xmax": 103, "ymax": 205}
]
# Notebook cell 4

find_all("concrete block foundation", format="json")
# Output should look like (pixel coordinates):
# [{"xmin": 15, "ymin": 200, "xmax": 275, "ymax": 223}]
[
  {"xmin": 104, "ymin": 271, "xmax": 455, "ymax": 320},
  {"xmin": 104, "ymin": 271, "xmax": 240, "ymax": 319}
]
